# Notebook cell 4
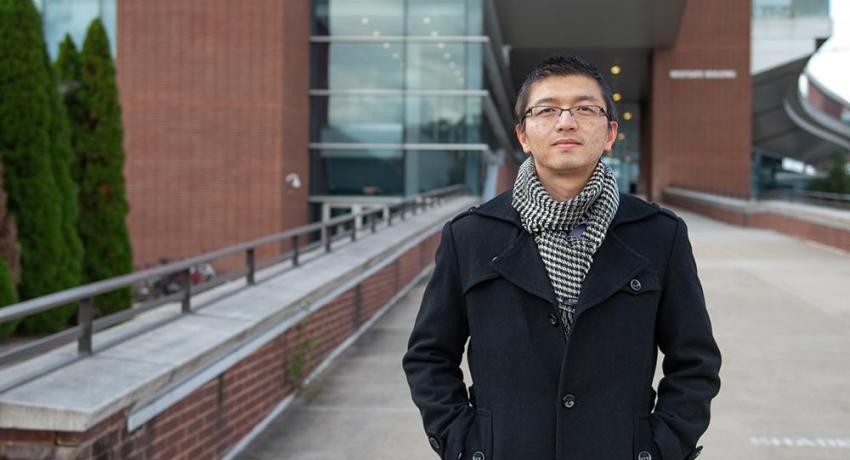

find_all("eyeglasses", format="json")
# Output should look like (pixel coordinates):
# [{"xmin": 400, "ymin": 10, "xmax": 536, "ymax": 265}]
[{"xmin": 523, "ymin": 105, "xmax": 608, "ymax": 124}]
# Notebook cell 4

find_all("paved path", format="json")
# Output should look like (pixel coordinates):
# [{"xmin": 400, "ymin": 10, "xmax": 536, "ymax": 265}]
[{"xmin": 236, "ymin": 209, "xmax": 850, "ymax": 460}]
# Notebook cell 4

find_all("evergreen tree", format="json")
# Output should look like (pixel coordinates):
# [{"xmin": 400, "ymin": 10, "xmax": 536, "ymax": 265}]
[
  {"xmin": 0, "ymin": 257, "xmax": 17, "ymax": 340},
  {"xmin": 55, "ymin": 34, "xmax": 83, "ymax": 141},
  {"xmin": 74, "ymin": 18, "xmax": 133, "ymax": 315},
  {"xmin": 45, "ymin": 42, "xmax": 84, "ymax": 323},
  {"xmin": 55, "ymin": 34, "xmax": 83, "ymax": 87},
  {"xmin": 0, "ymin": 0, "xmax": 79, "ymax": 333},
  {"xmin": 0, "ymin": 163, "xmax": 19, "ymax": 341}
]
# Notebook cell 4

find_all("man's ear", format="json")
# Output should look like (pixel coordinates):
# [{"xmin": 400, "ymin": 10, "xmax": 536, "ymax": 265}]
[
  {"xmin": 515, "ymin": 124, "xmax": 531, "ymax": 153},
  {"xmin": 604, "ymin": 121, "xmax": 619, "ymax": 152}
]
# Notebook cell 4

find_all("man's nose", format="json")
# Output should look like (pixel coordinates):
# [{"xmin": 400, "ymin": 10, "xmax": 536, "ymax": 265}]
[{"xmin": 554, "ymin": 109, "xmax": 579, "ymax": 130}]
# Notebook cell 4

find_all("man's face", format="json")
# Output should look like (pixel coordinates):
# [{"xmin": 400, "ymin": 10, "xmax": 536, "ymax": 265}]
[{"xmin": 515, "ymin": 75, "xmax": 618, "ymax": 180}]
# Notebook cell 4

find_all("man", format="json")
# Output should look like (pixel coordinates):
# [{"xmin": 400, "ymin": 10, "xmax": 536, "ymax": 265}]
[{"xmin": 402, "ymin": 55, "xmax": 721, "ymax": 460}]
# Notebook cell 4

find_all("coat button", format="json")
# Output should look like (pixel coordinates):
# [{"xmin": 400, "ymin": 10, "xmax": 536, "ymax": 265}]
[
  {"xmin": 638, "ymin": 451, "xmax": 652, "ymax": 460},
  {"xmin": 630, "ymin": 279, "xmax": 642, "ymax": 292},
  {"xmin": 548, "ymin": 313, "xmax": 559, "ymax": 327},
  {"xmin": 428, "ymin": 436, "xmax": 441, "ymax": 452},
  {"xmin": 472, "ymin": 452, "xmax": 485, "ymax": 460},
  {"xmin": 491, "ymin": 256, "xmax": 498, "ymax": 263},
  {"xmin": 561, "ymin": 393, "xmax": 576, "ymax": 408}
]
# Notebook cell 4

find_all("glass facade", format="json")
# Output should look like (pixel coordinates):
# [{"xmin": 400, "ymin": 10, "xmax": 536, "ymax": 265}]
[
  {"xmin": 752, "ymin": 0, "xmax": 830, "ymax": 18},
  {"xmin": 606, "ymin": 103, "xmax": 641, "ymax": 194},
  {"xmin": 34, "ymin": 0, "xmax": 117, "ymax": 59},
  {"xmin": 310, "ymin": 0, "xmax": 507, "ymax": 197}
]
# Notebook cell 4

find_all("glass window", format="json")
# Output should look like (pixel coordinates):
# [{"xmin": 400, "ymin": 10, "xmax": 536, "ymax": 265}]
[
  {"xmin": 406, "ymin": 2, "xmax": 468, "ymax": 37},
  {"xmin": 607, "ymin": 102, "xmax": 640, "ymax": 193},
  {"xmin": 312, "ymin": 42, "xmax": 406, "ymax": 89},
  {"xmin": 311, "ymin": 95, "xmax": 404, "ymax": 144},
  {"xmin": 410, "ymin": 150, "xmax": 481, "ymax": 194},
  {"xmin": 314, "ymin": 0, "xmax": 483, "ymax": 37},
  {"xmin": 313, "ymin": 1, "xmax": 404, "ymax": 36},
  {"xmin": 309, "ymin": 0, "xmax": 492, "ymax": 197},
  {"xmin": 38, "ymin": 0, "xmax": 117, "ymax": 59},
  {"xmin": 790, "ymin": 0, "xmax": 829, "ymax": 17},
  {"xmin": 312, "ymin": 95, "xmax": 485, "ymax": 145},
  {"xmin": 404, "ymin": 96, "xmax": 482, "ymax": 144},
  {"xmin": 752, "ymin": 0, "xmax": 829, "ymax": 18},
  {"xmin": 406, "ymin": 42, "xmax": 481, "ymax": 90},
  {"xmin": 311, "ymin": 149, "xmax": 405, "ymax": 196}
]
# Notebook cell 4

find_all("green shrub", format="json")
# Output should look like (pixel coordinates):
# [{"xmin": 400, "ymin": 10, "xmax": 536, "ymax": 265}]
[
  {"xmin": 809, "ymin": 151, "xmax": 850, "ymax": 195},
  {"xmin": 73, "ymin": 18, "xmax": 133, "ymax": 315}
]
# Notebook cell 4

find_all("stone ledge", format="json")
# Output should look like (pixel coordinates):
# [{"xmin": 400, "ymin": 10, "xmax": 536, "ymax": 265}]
[
  {"xmin": 0, "ymin": 197, "xmax": 478, "ymax": 432},
  {"xmin": 663, "ymin": 187, "xmax": 850, "ymax": 252}
]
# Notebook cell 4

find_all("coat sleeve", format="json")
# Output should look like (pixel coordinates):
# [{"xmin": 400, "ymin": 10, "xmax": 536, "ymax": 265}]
[
  {"xmin": 402, "ymin": 221, "xmax": 474, "ymax": 460},
  {"xmin": 651, "ymin": 218, "xmax": 722, "ymax": 460}
]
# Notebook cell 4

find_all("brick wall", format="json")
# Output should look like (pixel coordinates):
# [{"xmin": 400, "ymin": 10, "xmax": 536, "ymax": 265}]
[
  {"xmin": 663, "ymin": 192, "xmax": 850, "ymax": 252},
  {"xmin": 0, "ymin": 232, "xmax": 442, "ymax": 460},
  {"xmin": 119, "ymin": 0, "xmax": 311, "ymax": 271}
]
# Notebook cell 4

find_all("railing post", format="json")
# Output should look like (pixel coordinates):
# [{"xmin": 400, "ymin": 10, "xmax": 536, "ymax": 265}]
[
  {"xmin": 181, "ymin": 269, "xmax": 192, "ymax": 313},
  {"xmin": 78, "ymin": 298, "xmax": 93, "ymax": 355},
  {"xmin": 292, "ymin": 236, "xmax": 300, "ymax": 266},
  {"xmin": 246, "ymin": 248, "xmax": 256, "ymax": 285},
  {"xmin": 388, "ymin": 207, "xmax": 393, "ymax": 226},
  {"xmin": 351, "ymin": 216, "xmax": 357, "ymax": 241},
  {"xmin": 324, "ymin": 223, "xmax": 332, "ymax": 252},
  {"xmin": 370, "ymin": 211, "xmax": 377, "ymax": 233}
]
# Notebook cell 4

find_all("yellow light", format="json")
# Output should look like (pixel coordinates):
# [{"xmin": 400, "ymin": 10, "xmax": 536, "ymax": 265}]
[
  {"xmin": 617, "ymin": 133, "xmax": 626, "ymax": 141},
  {"xmin": 623, "ymin": 111, "xmax": 632, "ymax": 121},
  {"xmin": 612, "ymin": 92, "xmax": 622, "ymax": 102},
  {"xmin": 611, "ymin": 65, "xmax": 621, "ymax": 75}
]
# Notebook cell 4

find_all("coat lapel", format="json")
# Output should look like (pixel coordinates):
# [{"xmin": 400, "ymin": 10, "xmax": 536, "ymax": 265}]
[
  {"xmin": 574, "ymin": 229, "xmax": 648, "ymax": 317},
  {"xmin": 490, "ymin": 229, "xmax": 556, "ymax": 305},
  {"xmin": 473, "ymin": 189, "xmax": 657, "ymax": 312}
]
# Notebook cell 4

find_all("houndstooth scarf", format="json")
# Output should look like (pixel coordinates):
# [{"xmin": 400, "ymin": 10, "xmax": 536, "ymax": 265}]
[{"xmin": 511, "ymin": 157, "xmax": 620, "ymax": 338}]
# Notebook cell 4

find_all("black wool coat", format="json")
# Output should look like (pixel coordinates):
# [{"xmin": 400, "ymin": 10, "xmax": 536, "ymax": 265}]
[{"xmin": 402, "ymin": 190, "xmax": 721, "ymax": 460}]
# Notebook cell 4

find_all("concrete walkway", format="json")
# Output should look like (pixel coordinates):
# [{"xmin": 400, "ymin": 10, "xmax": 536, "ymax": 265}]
[{"xmin": 236, "ymin": 209, "xmax": 850, "ymax": 460}]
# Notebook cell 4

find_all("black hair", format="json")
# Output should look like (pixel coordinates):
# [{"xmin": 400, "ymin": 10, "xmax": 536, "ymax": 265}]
[{"xmin": 514, "ymin": 55, "xmax": 618, "ymax": 129}]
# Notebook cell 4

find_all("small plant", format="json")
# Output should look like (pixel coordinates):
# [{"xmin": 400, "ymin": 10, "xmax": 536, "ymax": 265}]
[{"xmin": 284, "ymin": 328, "xmax": 316, "ymax": 387}]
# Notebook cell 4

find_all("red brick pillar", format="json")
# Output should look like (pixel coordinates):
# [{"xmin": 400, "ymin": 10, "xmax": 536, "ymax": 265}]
[{"xmin": 649, "ymin": 0, "xmax": 752, "ymax": 200}]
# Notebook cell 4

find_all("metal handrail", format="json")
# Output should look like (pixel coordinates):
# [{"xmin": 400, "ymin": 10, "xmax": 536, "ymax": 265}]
[{"xmin": 0, "ymin": 185, "xmax": 467, "ymax": 368}]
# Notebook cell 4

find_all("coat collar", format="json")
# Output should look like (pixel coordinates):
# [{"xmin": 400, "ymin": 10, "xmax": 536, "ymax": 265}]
[
  {"xmin": 480, "ymin": 189, "xmax": 657, "ymax": 314},
  {"xmin": 473, "ymin": 189, "xmax": 660, "ymax": 229}
]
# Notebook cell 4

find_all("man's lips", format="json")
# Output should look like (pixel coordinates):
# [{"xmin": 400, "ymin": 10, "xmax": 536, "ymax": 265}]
[{"xmin": 552, "ymin": 138, "xmax": 582, "ymax": 146}]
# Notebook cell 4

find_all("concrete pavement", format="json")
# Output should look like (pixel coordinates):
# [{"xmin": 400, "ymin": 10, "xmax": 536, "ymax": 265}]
[{"xmin": 236, "ymin": 208, "xmax": 850, "ymax": 460}]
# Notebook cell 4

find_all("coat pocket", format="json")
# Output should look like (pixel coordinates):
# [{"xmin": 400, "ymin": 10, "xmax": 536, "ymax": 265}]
[
  {"xmin": 632, "ymin": 414, "xmax": 660, "ymax": 460},
  {"xmin": 462, "ymin": 409, "xmax": 493, "ymax": 460}
]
